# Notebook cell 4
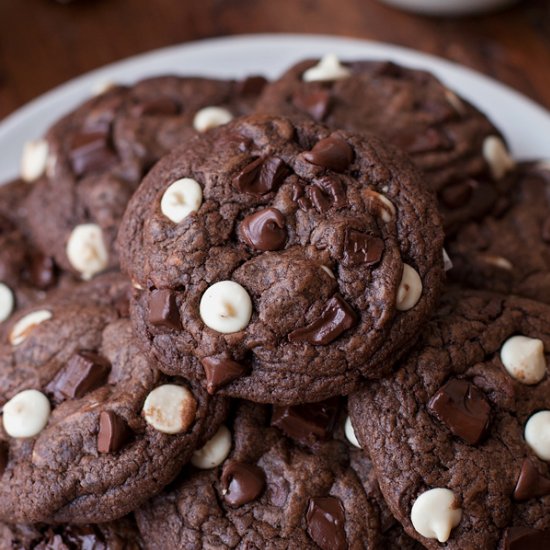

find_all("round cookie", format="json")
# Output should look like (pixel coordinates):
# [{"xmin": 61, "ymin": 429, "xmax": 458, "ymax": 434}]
[
  {"xmin": 349, "ymin": 290, "xmax": 550, "ymax": 549},
  {"xmin": 256, "ymin": 56, "xmax": 514, "ymax": 233},
  {"xmin": 118, "ymin": 114, "xmax": 445, "ymax": 404},
  {"xmin": 448, "ymin": 161, "xmax": 550, "ymax": 303},
  {"xmin": 0, "ymin": 274, "xmax": 227, "ymax": 523},
  {"xmin": 23, "ymin": 74, "xmax": 266, "ymax": 279},
  {"xmin": 135, "ymin": 400, "xmax": 381, "ymax": 549}
]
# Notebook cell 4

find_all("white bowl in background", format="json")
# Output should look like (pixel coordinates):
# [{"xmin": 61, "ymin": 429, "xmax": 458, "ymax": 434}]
[{"xmin": 377, "ymin": 0, "xmax": 518, "ymax": 16}]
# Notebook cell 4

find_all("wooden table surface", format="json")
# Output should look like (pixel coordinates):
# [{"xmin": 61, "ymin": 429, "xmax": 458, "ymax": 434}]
[{"xmin": 0, "ymin": 0, "xmax": 549, "ymax": 120}]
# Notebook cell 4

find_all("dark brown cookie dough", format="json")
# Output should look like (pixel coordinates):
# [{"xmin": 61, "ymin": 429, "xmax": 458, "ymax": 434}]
[
  {"xmin": 256, "ymin": 57, "xmax": 513, "ymax": 234},
  {"xmin": 448, "ymin": 162, "xmax": 550, "ymax": 303},
  {"xmin": 0, "ymin": 274, "xmax": 227, "ymax": 524},
  {"xmin": 349, "ymin": 290, "xmax": 550, "ymax": 549},
  {"xmin": 118, "ymin": 114, "xmax": 445, "ymax": 404},
  {"xmin": 135, "ymin": 400, "xmax": 381, "ymax": 550},
  {"xmin": 24, "ymin": 75, "xmax": 266, "ymax": 279}
]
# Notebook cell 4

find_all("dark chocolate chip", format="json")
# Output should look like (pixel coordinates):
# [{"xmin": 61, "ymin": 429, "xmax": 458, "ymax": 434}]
[
  {"xmin": 306, "ymin": 496, "xmax": 347, "ymax": 550},
  {"xmin": 342, "ymin": 229, "xmax": 384, "ymax": 267},
  {"xmin": 304, "ymin": 137, "xmax": 354, "ymax": 172},
  {"xmin": 297, "ymin": 196, "xmax": 312, "ymax": 211},
  {"xmin": 428, "ymin": 379, "xmax": 491, "ymax": 445},
  {"xmin": 46, "ymin": 351, "xmax": 111, "ymax": 401},
  {"xmin": 29, "ymin": 254, "xmax": 57, "ymax": 290},
  {"xmin": 97, "ymin": 411, "xmax": 132, "ymax": 454},
  {"xmin": 513, "ymin": 458, "xmax": 550, "ymax": 501},
  {"xmin": 316, "ymin": 176, "xmax": 347, "ymax": 209},
  {"xmin": 271, "ymin": 397, "xmax": 340, "ymax": 444},
  {"xmin": 221, "ymin": 461, "xmax": 265, "ymax": 507},
  {"xmin": 69, "ymin": 132, "xmax": 118, "ymax": 176},
  {"xmin": 0, "ymin": 442, "xmax": 8, "ymax": 477},
  {"xmin": 307, "ymin": 185, "xmax": 331, "ymax": 213},
  {"xmin": 200, "ymin": 356, "xmax": 249, "ymax": 394},
  {"xmin": 241, "ymin": 208, "xmax": 287, "ymax": 251},
  {"xmin": 132, "ymin": 97, "xmax": 179, "ymax": 117},
  {"xmin": 503, "ymin": 526, "xmax": 550, "ymax": 550},
  {"xmin": 440, "ymin": 180, "xmax": 474, "ymax": 209},
  {"xmin": 234, "ymin": 156, "xmax": 289, "ymax": 195},
  {"xmin": 288, "ymin": 294, "xmax": 358, "ymax": 345},
  {"xmin": 542, "ymin": 219, "xmax": 550, "ymax": 243},
  {"xmin": 238, "ymin": 75, "xmax": 268, "ymax": 96},
  {"xmin": 148, "ymin": 289, "xmax": 181, "ymax": 330},
  {"xmin": 293, "ymin": 89, "xmax": 332, "ymax": 121}
]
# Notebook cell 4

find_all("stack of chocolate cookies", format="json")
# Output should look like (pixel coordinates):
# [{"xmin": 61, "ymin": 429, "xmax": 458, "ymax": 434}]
[{"xmin": 0, "ymin": 54, "xmax": 548, "ymax": 549}]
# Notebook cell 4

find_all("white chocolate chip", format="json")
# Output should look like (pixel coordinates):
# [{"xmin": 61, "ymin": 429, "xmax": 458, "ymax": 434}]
[
  {"xmin": 500, "ymin": 335, "xmax": 546, "ymax": 384},
  {"xmin": 363, "ymin": 189, "xmax": 396, "ymax": 223},
  {"xmin": 9, "ymin": 309, "xmax": 52, "ymax": 346},
  {"xmin": 66, "ymin": 224, "xmax": 108, "ymax": 279},
  {"xmin": 143, "ymin": 384, "xmax": 197, "ymax": 435},
  {"xmin": 396, "ymin": 264, "xmax": 422, "ymax": 311},
  {"xmin": 2, "ymin": 389, "xmax": 51, "ymax": 438},
  {"xmin": 410, "ymin": 488, "xmax": 462, "ymax": 543},
  {"xmin": 191, "ymin": 425, "xmax": 232, "ymax": 469},
  {"xmin": 21, "ymin": 140, "xmax": 49, "ymax": 182},
  {"xmin": 443, "ymin": 248, "xmax": 453, "ymax": 272},
  {"xmin": 483, "ymin": 136, "xmax": 515, "ymax": 180},
  {"xmin": 0, "ymin": 283, "xmax": 14, "ymax": 323},
  {"xmin": 480, "ymin": 254, "xmax": 513, "ymax": 271},
  {"xmin": 92, "ymin": 80, "xmax": 117, "ymax": 96},
  {"xmin": 444, "ymin": 89, "xmax": 466, "ymax": 115},
  {"xmin": 345, "ymin": 416, "xmax": 361, "ymax": 448},
  {"xmin": 200, "ymin": 281, "xmax": 252, "ymax": 334},
  {"xmin": 303, "ymin": 54, "xmax": 351, "ymax": 82},
  {"xmin": 320, "ymin": 265, "xmax": 336, "ymax": 279},
  {"xmin": 524, "ymin": 410, "xmax": 550, "ymax": 461},
  {"xmin": 193, "ymin": 107, "xmax": 234, "ymax": 133},
  {"xmin": 160, "ymin": 178, "xmax": 203, "ymax": 223},
  {"xmin": 132, "ymin": 280, "xmax": 144, "ymax": 290}
]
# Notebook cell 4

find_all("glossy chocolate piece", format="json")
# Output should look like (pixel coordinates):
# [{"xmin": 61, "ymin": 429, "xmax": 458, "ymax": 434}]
[
  {"xmin": 241, "ymin": 207, "xmax": 287, "ymax": 251},
  {"xmin": 97, "ymin": 411, "xmax": 132, "ymax": 454},
  {"xmin": 221, "ymin": 460, "xmax": 265, "ymax": 507},
  {"xmin": 306, "ymin": 496, "xmax": 347, "ymax": 550},
  {"xmin": 200, "ymin": 356, "xmax": 249, "ymax": 394},
  {"xmin": 304, "ymin": 137, "xmax": 353, "ymax": 172},
  {"xmin": 148, "ymin": 289, "xmax": 181, "ymax": 330}
]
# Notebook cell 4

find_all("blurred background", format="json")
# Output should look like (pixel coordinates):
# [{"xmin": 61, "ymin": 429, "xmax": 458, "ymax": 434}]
[{"xmin": 0, "ymin": 0, "xmax": 549, "ymax": 119}]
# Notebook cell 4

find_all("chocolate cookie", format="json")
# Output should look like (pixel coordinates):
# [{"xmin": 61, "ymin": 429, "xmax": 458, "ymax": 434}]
[
  {"xmin": 135, "ymin": 400, "xmax": 382, "ymax": 549},
  {"xmin": 0, "ymin": 274, "xmax": 227, "ymax": 523},
  {"xmin": 23, "ymin": 74, "xmax": 266, "ymax": 279},
  {"xmin": 118, "ymin": 114, "xmax": 445, "ymax": 404},
  {"xmin": 0, "ymin": 516, "xmax": 142, "ymax": 550},
  {"xmin": 349, "ymin": 290, "xmax": 550, "ymax": 549},
  {"xmin": 256, "ymin": 56, "xmax": 514, "ymax": 233},
  {"xmin": 448, "ymin": 161, "xmax": 550, "ymax": 302}
]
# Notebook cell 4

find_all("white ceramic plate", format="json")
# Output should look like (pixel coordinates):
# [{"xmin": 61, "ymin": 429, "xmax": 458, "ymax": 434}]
[{"xmin": 1, "ymin": 33, "xmax": 549, "ymax": 184}]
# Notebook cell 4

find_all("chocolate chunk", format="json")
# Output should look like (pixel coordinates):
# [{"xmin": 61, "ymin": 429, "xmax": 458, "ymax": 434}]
[
  {"xmin": 306, "ymin": 496, "xmax": 347, "ymax": 550},
  {"xmin": 271, "ymin": 397, "xmax": 340, "ymax": 444},
  {"xmin": 238, "ymin": 75, "xmax": 268, "ymax": 96},
  {"xmin": 393, "ymin": 126, "xmax": 453, "ymax": 154},
  {"xmin": 306, "ymin": 185, "xmax": 331, "ymax": 213},
  {"xmin": 440, "ymin": 180, "xmax": 474, "ymax": 209},
  {"xmin": 503, "ymin": 526, "xmax": 550, "ymax": 550},
  {"xmin": 69, "ymin": 132, "xmax": 118, "ymax": 176},
  {"xmin": 132, "ymin": 97, "xmax": 179, "ymax": 117},
  {"xmin": 293, "ymin": 89, "xmax": 332, "ymax": 121},
  {"xmin": 201, "ymin": 356, "xmax": 249, "ymax": 394},
  {"xmin": 83, "ymin": 95, "xmax": 124, "ymax": 132},
  {"xmin": 221, "ymin": 461, "xmax": 265, "ymax": 507},
  {"xmin": 234, "ymin": 157, "xmax": 289, "ymax": 195},
  {"xmin": 241, "ymin": 208, "xmax": 287, "ymax": 251},
  {"xmin": 47, "ymin": 351, "xmax": 111, "ymax": 401},
  {"xmin": 29, "ymin": 253, "xmax": 57, "ymax": 290},
  {"xmin": 148, "ymin": 289, "xmax": 181, "ymax": 330},
  {"xmin": 316, "ymin": 177, "xmax": 347, "ymax": 209},
  {"xmin": 304, "ymin": 137, "xmax": 354, "ymax": 172},
  {"xmin": 343, "ymin": 229, "xmax": 384, "ymax": 267},
  {"xmin": 513, "ymin": 458, "xmax": 550, "ymax": 501},
  {"xmin": 428, "ymin": 378, "xmax": 491, "ymax": 445},
  {"xmin": 97, "ymin": 411, "xmax": 132, "ymax": 454},
  {"xmin": 542, "ymin": 219, "xmax": 550, "ymax": 243},
  {"xmin": 288, "ymin": 294, "xmax": 358, "ymax": 345},
  {"xmin": 0, "ymin": 442, "xmax": 8, "ymax": 477}
]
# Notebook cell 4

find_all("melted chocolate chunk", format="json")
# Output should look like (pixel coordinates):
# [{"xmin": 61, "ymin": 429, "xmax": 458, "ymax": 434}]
[
  {"xmin": 271, "ymin": 397, "xmax": 340, "ymax": 444},
  {"xmin": 342, "ymin": 229, "xmax": 384, "ymax": 267},
  {"xmin": 97, "ymin": 411, "xmax": 132, "ymax": 454},
  {"xmin": 513, "ymin": 458, "xmax": 550, "ymax": 501},
  {"xmin": 440, "ymin": 180, "xmax": 474, "ymax": 209},
  {"xmin": 234, "ymin": 156, "xmax": 289, "ymax": 195},
  {"xmin": 288, "ymin": 294, "xmax": 358, "ymax": 345},
  {"xmin": 132, "ymin": 97, "xmax": 180, "ymax": 117},
  {"xmin": 304, "ymin": 137, "xmax": 354, "ymax": 172},
  {"xmin": 29, "ymin": 253, "xmax": 57, "ymax": 290},
  {"xmin": 428, "ymin": 378, "xmax": 491, "ymax": 445},
  {"xmin": 0, "ymin": 442, "xmax": 8, "ymax": 477},
  {"xmin": 201, "ymin": 356, "xmax": 249, "ymax": 394},
  {"xmin": 69, "ymin": 132, "xmax": 118, "ymax": 176},
  {"xmin": 221, "ymin": 461, "xmax": 265, "ymax": 507},
  {"xmin": 393, "ymin": 126, "xmax": 453, "ymax": 154},
  {"xmin": 306, "ymin": 496, "xmax": 347, "ymax": 550},
  {"xmin": 293, "ymin": 89, "xmax": 332, "ymax": 121},
  {"xmin": 316, "ymin": 177, "xmax": 347, "ymax": 209},
  {"xmin": 238, "ymin": 75, "xmax": 268, "ymax": 96},
  {"xmin": 503, "ymin": 526, "xmax": 550, "ymax": 550},
  {"xmin": 148, "ymin": 289, "xmax": 181, "ymax": 330},
  {"xmin": 306, "ymin": 185, "xmax": 331, "ymax": 213},
  {"xmin": 46, "ymin": 351, "xmax": 111, "ymax": 401},
  {"xmin": 241, "ymin": 208, "xmax": 287, "ymax": 251}
]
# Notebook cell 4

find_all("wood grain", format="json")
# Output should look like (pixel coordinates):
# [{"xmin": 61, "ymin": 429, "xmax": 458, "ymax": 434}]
[{"xmin": 0, "ymin": 0, "xmax": 549, "ymax": 120}]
